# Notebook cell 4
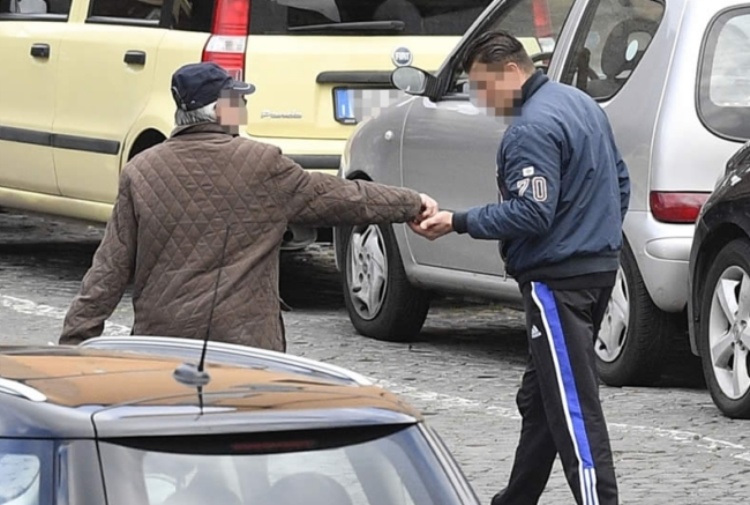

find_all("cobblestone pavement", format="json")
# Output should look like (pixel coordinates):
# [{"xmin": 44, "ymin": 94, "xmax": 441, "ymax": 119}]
[{"xmin": 1, "ymin": 210, "xmax": 749, "ymax": 504}]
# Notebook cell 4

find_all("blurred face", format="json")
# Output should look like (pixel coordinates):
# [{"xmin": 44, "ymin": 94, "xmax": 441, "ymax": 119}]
[
  {"xmin": 468, "ymin": 61, "xmax": 528, "ymax": 116},
  {"xmin": 216, "ymin": 91, "xmax": 248, "ymax": 132}
]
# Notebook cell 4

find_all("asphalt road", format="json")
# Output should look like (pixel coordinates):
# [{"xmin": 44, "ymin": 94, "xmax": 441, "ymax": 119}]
[{"xmin": 1, "ymin": 210, "xmax": 748, "ymax": 505}]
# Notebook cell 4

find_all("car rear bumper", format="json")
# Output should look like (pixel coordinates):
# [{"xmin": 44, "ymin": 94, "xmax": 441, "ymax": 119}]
[
  {"xmin": 625, "ymin": 211, "xmax": 695, "ymax": 313},
  {"xmin": 239, "ymin": 134, "xmax": 344, "ymax": 175}
]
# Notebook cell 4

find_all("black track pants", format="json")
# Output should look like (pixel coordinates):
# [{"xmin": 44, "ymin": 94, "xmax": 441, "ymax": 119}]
[{"xmin": 493, "ymin": 281, "xmax": 618, "ymax": 505}]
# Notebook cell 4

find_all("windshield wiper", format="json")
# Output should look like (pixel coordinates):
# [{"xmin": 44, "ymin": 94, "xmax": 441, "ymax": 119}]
[{"xmin": 288, "ymin": 20, "xmax": 405, "ymax": 33}]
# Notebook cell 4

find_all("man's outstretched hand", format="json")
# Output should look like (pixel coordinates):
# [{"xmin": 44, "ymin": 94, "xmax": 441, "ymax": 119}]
[
  {"xmin": 409, "ymin": 210, "xmax": 454, "ymax": 240},
  {"xmin": 417, "ymin": 193, "xmax": 439, "ymax": 222}
]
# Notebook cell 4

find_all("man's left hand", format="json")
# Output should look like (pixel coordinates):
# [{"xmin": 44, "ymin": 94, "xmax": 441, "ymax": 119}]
[{"xmin": 409, "ymin": 210, "xmax": 454, "ymax": 240}]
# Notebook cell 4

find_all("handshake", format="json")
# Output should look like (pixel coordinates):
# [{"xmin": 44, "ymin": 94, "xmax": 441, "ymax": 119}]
[{"xmin": 410, "ymin": 193, "xmax": 455, "ymax": 241}]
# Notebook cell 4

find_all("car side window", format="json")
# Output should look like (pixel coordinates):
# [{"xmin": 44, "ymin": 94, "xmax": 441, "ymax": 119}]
[
  {"xmin": 560, "ymin": 0, "xmax": 664, "ymax": 101},
  {"xmin": 0, "ymin": 0, "xmax": 70, "ymax": 16},
  {"xmin": 88, "ymin": 0, "xmax": 163, "ymax": 22},
  {"xmin": 446, "ymin": 0, "xmax": 577, "ymax": 96},
  {"xmin": 164, "ymin": 0, "xmax": 215, "ymax": 32},
  {"xmin": 698, "ymin": 8, "xmax": 750, "ymax": 140},
  {"xmin": 0, "ymin": 439, "xmax": 53, "ymax": 505}
]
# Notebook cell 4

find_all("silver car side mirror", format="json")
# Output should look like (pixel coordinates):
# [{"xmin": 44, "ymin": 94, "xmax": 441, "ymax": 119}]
[{"xmin": 391, "ymin": 66, "xmax": 435, "ymax": 96}]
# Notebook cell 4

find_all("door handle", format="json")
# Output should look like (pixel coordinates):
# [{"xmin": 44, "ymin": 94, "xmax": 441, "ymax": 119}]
[
  {"xmin": 30, "ymin": 43, "xmax": 50, "ymax": 59},
  {"xmin": 124, "ymin": 50, "xmax": 146, "ymax": 66}
]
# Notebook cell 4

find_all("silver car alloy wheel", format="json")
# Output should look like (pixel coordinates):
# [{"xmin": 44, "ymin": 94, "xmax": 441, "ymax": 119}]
[
  {"xmin": 708, "ymin": 265, "xmax": 750, "ymax": 400},
  {"xmin": 347, "ymin": 225, "xmax": 389, "ymax": 321},
  {"xmin": 596, "ymin": 266, "xmax": 630, "ymax": 363}
]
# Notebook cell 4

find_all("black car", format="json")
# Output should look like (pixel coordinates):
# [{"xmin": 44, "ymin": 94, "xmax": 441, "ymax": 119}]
[
  {"xmin": 0, "ymin": 336, "xmax": 479, "ymax": 505},
  {"xmin": 689, "ymin": 140, "xmax": 750, "ymax": 419}
]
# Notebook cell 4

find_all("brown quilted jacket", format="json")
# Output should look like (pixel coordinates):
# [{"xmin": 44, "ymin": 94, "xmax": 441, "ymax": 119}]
[{"xmin": 59, "ymin": 123, "xmax": 422, "ymax": 351}]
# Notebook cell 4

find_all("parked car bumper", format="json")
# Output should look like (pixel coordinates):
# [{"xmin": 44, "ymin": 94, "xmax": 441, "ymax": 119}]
[
  {"xmin": 626, "ymin": 211, "xmax": 695, "ymax": 313},
  {"xmin": 239, "ymin": 133, "xmax": 344, "ymax": 175}
]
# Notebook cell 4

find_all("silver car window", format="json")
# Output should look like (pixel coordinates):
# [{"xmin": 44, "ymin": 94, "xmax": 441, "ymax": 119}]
[
  {"xmin": 560, "ymin": 0, "xmax": 665, "ymax": 101},
  {"xmin": 0, "ymin": 439, "xmax": 53, "ymax": 505},
  {"xmin": 98, "ymin": 426, "xmax": 464, "ymax": 505},
  {"xmin": 447, "ymin": 0, "xmax": 577, "ymax": 94},
  {"xmin": 698, "ymin": 8, "xmax": 750, "ymax": 141},
  {"xmin": 708, "ymin": 14, "xmax": 750, "ymax": 107}
]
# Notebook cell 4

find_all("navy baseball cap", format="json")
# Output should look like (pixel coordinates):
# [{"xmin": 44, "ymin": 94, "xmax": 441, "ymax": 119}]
[{"xmin": 171, "ymin": 62, "xmax": 255, "ymax": 111}]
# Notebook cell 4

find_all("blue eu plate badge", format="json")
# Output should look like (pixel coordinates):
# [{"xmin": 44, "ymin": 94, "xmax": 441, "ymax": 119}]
[{"xmin": 335, "ymin": 89, "xmax": 357, "ymax": 124}]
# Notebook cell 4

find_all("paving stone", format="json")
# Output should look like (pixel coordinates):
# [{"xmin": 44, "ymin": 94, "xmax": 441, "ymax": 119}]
[{"xmin": 0, "ymin": 212, "xmax": 748, "ymax": 504}]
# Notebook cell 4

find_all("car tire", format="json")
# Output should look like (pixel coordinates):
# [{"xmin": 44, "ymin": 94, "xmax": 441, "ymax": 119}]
[
  {"xmin": 595, "ymin": 241, "xmax": 669, "ymax": 386},
  {"xmin": 697, "ymin": 239, "xmax": 750, "ymax": 419},
  {"xmin": 342, "ymin": 223, "xmax": 430, "ymax": 341}
]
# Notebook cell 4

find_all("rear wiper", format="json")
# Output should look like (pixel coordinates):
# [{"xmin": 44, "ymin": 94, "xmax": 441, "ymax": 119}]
[{"xmin": 288, "ymin": 20, "xmax": 405, "ymax": 33}]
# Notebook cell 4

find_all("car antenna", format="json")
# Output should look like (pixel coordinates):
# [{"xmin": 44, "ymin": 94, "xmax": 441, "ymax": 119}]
[{"xmin": 173, "ymin": 225, "xmax": 230, "ymax": 388}]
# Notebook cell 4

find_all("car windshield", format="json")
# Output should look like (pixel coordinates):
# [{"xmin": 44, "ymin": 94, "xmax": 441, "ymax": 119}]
[
  {"xmin": 97, "ymin": 424, "xmax": 464, "ymax": 505},
  {"xmin": 0, "ymin": 439, "xmax": 53, "ymax": 505}
]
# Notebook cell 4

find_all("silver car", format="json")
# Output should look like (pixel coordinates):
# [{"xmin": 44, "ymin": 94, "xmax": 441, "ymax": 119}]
[{"xmin": 333, "ymin": 0, "xmax": 750, "ymax": 387}]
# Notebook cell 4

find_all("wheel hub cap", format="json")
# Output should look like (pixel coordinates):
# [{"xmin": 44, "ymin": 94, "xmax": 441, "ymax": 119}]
[
  {"xmin": 347, "ymin": 225, "xmax": 389, "ymax": 321},
  {"xmin": 709, "ymin": 268, "xmax": 750, "ymax": 400},
  {"xmin": 596, "ymin": 267, "xmax": 629, "ymax": 363}
]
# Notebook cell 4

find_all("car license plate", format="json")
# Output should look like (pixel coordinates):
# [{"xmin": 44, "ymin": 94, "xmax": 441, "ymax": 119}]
[{"xmin": 334, "ymin": 88, "xmax": 406, "ymax": 125}]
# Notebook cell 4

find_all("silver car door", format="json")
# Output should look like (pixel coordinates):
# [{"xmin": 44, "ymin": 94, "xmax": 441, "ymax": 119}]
[{"xmin": 402, "ymin": 90, "xmax": 508, "ymax": 276}]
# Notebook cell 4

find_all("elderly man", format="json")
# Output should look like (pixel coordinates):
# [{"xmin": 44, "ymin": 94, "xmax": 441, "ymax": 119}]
[{"xmin": 60, "ymin": 62, "xmax": 437, "ymax": 351}]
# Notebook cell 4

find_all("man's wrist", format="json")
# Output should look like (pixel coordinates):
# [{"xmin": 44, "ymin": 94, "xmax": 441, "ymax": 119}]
[{"xmin": 452, "ymin": 212, "xmax": 469, "ymax": 234}]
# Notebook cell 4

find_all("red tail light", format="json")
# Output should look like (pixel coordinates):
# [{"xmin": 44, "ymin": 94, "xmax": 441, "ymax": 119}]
[
  {"xmin": 202, "ymin": 0, "xmax": 251, "ymax": 80},
  {"xmin": 531, "ymin": 0, "xmax": 553, "ymax": 38},
  {"xmin": 649, "ymin": 192, "xmax": 711, "ymax": 224}
]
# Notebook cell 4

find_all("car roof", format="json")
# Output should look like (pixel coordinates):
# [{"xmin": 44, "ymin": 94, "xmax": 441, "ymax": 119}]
[{"xmin": 0, "ymin": 337, "xmax": 421, "ymax": 439}]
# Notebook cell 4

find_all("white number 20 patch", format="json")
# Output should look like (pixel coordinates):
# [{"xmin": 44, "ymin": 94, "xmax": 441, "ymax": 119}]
[{"xmin": 517, "ymin": 176, "xmax": 548, "ymax": 202}]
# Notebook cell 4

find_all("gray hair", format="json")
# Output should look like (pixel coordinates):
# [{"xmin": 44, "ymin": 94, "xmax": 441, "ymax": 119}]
[{"xmin": 175, "ymin": 101, "xmax": 217, "ymax": 126}]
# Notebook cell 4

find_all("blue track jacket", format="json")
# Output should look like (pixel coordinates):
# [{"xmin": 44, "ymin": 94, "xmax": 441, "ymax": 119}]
[{"xmin": 452, "ymin": 71, "xmax": 630, "ymax": 286}]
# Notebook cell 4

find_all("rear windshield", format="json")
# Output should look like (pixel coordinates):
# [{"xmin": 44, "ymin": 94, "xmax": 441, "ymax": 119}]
[
  {"xmin": 250, "ymin": 0, "xmax": 495, "ymax": 35},
  {"xmin": 698, "ymin": 7, "xmax": 750, "ymax": 141},
  {"xmin": 98, "ymin": 425, "xmax": 463, "ymax": 505},
  {"xmin": 0, "ymin": 439, "xmax": 53, "ymax": 505}
]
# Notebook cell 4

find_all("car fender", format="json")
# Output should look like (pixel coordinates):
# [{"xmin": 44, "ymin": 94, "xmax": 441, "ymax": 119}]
[
  {"xmin": 689, "ymin": 205, "xmax": 750, "ymax": 354},
  {"xmin": 336, "ymin": 96, "xmax": 419, "ymax": 273},
  {"xmin": 121, "ymin": 98, "xmax": 174, "ymax": 170}
]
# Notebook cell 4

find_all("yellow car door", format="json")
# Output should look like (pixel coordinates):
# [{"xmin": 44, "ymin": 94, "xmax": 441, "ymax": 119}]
[
  {"xmin": 0, "ymin": 4, "xmax": 69, "ymax": 197},
  {"xmin": 51, "ymin": 0, "xmax": 167, "ymax": 205}
]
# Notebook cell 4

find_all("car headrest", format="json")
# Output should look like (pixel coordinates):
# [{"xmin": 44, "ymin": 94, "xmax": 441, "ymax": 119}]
[
  {"xmin": 264, "ymin": 472, "xmax": 353, "ymax": 505},
  {"xmin": 600, "ymin": 17, "xmax": 659, "ymax": 79},
  {"xmin": 162, "ymin": 482, "xmax": 243, "ymax": 505}
]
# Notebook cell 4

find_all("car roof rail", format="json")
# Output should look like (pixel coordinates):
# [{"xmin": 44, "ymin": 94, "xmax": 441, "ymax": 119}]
[
  {"xmin": 0, "ymin": 378, "xmax": 47, "ymax": 402},
  {"xmin": 77, "ymin": 336, "xmax": 374, "ymax": 387}
]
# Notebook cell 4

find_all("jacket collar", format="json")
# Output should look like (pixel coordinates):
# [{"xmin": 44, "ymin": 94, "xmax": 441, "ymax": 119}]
[
  {"xmin": 170, "ymin": 122, "xmax": 233, "ymax": 138},
  {"xmin": 520, "ymin": 70, "xmax": 549, "ymax": 105}
]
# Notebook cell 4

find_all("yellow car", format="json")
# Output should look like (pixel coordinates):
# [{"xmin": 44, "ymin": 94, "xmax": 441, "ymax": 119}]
[{"xmin": 0, "ymin": 0, "xmax": 560, "ymax": 249}]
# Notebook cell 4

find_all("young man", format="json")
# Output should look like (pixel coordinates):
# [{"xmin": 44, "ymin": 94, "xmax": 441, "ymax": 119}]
[
  {"xmin": 60, "ymin": 62, "xmax": 438, "ymax": 352},
  {"xmin": 415, "ymin": 31, "xmax": 629, "ymax": 505}
]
